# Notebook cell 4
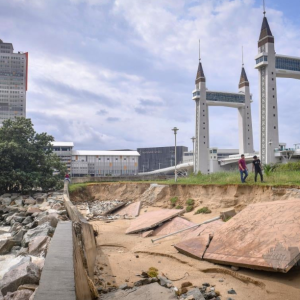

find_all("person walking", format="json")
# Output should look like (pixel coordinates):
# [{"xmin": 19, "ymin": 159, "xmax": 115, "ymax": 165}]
[
  {"xmin": 238, "ymin": 154, "xmax": 248, "ymax": 183},
  {"xmin": 252, "ymin": 155, "xmax": 263, "ymax": 182},
  {"xmin": 65, "ymin": 173, "xmax": 71, "ymax": 183}
]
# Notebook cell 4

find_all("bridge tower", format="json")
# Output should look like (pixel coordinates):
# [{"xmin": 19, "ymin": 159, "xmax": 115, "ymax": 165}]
[
  {"xmin": 256, "ymin": 12, "xmax": 279, "ymax": 164},
  {"xmin": 238, "ymin": 65, "xmax": 254, "ymax": 154},
  {"xmin": 193, "ymin": 58, "xmax": 209, "ymax": 174}
]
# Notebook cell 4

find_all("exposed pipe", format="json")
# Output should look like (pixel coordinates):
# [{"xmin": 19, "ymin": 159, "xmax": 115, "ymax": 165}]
[{"xmin": 151, "ymin": 216, "xmax": 221, "ymax": 243}]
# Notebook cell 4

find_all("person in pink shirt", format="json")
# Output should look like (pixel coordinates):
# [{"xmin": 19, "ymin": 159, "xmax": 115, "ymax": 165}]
[{"xmin": 238, "ymin": 154, "xmax": 248, "ymax": 183}]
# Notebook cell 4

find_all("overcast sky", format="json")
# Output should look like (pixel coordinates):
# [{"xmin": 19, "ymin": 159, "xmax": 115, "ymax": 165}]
[{"xmin": 1, "ymin": 0, "xmax": 300, "ymax": 151}]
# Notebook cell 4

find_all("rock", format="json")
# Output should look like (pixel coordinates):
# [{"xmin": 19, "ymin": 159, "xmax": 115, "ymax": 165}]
[
  {"xmin": 228, "ymin": 289, "xmax": 237, "ymax": 294},
  {"xmin": 158, "ymin": 275, "xmax": 173, "ymax": 288},
  {"xmin": 28, "ymin": 236, "xmax": 50, "ymax": 257},
  {"xmin": 0, "ymin": 227, "xmax": 11, "ymax": 234},
  {"xmin": 1, "ymin": 198, "xmax": 12, "ymax": 206},
  {"xmin": 11, "ymin": 229, "xmax": 27, "ymax": 244},
  {"xmin": 57, "ymin": 210, "xmax": 67, "ymax": 216},
  {"xmin": 0, "ymin": 239, "xmax": 19, "ymax": 255},
  {"xmin": 134, "ymin": 278, "xmax": 152, "ymax": 287},
  {"xmin": 11, "ymin": 246, "xmax": 21, "ymax": 254},
  {"xmin": 181, "ymin": 288, "xmax": 205, "ymax": 300},
  {"xmin": 202, "ymin": 283, "xmax": 210, "ymax": 287},
  {"xmin": 231, "ymin": 266, "xmax": 239, "ymax": 271},
  {"xmin": 22, "ymin": 222, "xmax": 55, "ymax": 247},
  {"xmin": 14, "ymin": 199, "xmax": 24, "ymax": 207},
  {"xmin": 52, "ymin": 203, "xmax": 62, "ymax": 210},
  {"xmin": 24, "ymin": 198, "xmax": 36, "ymax": 205},
  {"xmin": 17, "ymin": 247, "xmax": 28, "ymax": 256},
  {"xmin": 37, "ymin": 214, "xmax": 59, "ymax": 228},
  {"xmin": 9, "ymin": 223, "xmax": 22, "ymax": 234},
  {"xmin": 22, "ymin": 217, "xmax": 33, "ymax": 226},
  {"xmin": 13, "ymin": 216, "xmax": 25, "ymax": 223},
  {"xmin": 35, "ymin": 197, "xmax": 45, "ymax": 204},
  {"xmin": 0, "ymin": 262, "xmax": 40, "ymax": 296},
  {"xmin": 0, "ymin": 256, "xmax": 31, "ymax": 281},
  {"xmin": 31, "ymin": 257, "xmax": 45, "ymax": 272},
  {"xmin": 17, "ymin": 284, "xmax": 38, "ymax": 291},
  {"xmin": 218, "ymin": 279, "xmax": 224, "ymax": 282},
  {"xmin": 204, "ymin": 291, "xmax": 217, "ymax": 299},
  {"xmin": 29, "ymin": 290, "xmax": 36, "ymax": 300},
  {"xmin": 3, "ymin": 289, "xmax": 33, "ymax": 300},
  {"xmin": 118, "ymin": 284, "xmax": 128, "ymax": 290},
  {"xmin": 186, "ymin": 296, "xmax": 195, "ymax": 300},
  {"xmin": 37, "ymin": 203, "xmax": 50, "ymax": 212},
  {"xmin": 181, "ymin": 282, "xmax": 193, "ymax": 288},
  {"xmin": 26, "ymin": 207, "xmax": 41, "ymax": 215},
  {"xmin": 24, "ymin": 222, "xmax": 36, "ymax": 230}
]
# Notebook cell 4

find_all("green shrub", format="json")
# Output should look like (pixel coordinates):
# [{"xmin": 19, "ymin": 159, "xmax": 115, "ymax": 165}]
[
  {"xmin": 194, "ymin": 207, "xmax": 211, "ymax": 214},
  {"xmin": 147, "ymin": 267, "xmax": 158, "ymax": 277},
  {"xmin": 263, "ymin": 163, "xmax": 278, "ymax": 176},
  {"xmin": 186, "ymin": 199, "xmax": 195, "ymax": 206},
  {"xmin": 186, "ymin": 205, "xmax": 194, "ymax": 212},
  {"xmin": 170, "ymin": 197, "xmax": 178, "ymax": 206},
  {"xmin": 175, "ymin": 205, "xmax": 183, "ymax": 209}
]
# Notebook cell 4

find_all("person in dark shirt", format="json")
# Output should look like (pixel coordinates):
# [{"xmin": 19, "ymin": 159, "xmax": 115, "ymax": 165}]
[
  {"xmin": 238, "ymin": 154, "xmax": 248, "ymax": 183},
  {"xmin": 252, "ymin": 155, "xmax": 263, "ymax": 182}
]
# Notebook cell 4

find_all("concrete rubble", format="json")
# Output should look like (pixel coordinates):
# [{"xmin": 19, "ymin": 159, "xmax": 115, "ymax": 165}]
[
  {"xmin": 0, "ymin": 191, "xmax": 68, "ymax": 298},
  {"xmin": 98, "ymin": 271, "xmax": 221, "ymax": 300}
]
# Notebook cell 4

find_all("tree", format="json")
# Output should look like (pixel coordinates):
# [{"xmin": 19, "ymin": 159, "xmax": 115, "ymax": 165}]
[{"xmin": 0, "ymin": 117, "xmax": 66, "ymax": 193}]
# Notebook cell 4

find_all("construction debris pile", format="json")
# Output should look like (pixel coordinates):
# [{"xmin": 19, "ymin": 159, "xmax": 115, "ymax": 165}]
[
  {"xmin": 76, "ymin": 200, "xmax": 142, "ymax": 221},
  {"xmin": 0, "ymin": 192, "xmax": 68, "ymax": 300}
]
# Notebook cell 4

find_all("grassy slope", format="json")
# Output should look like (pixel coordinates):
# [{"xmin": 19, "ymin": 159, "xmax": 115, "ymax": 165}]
[{"xmin": 69, "ymin": 170, "xmax": 300, "ymax": 193}]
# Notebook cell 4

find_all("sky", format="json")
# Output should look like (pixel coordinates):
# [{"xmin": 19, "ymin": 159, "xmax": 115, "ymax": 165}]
[{"xmin": 0, "ymin": 0, "xmax": 300, "ymax": 151}]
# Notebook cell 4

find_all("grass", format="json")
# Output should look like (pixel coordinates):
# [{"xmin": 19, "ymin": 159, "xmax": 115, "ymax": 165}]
[
  {"xmin": 195, "ymin": 207, "xmax": 212, "ymax": 214},
  {"xmin": 68, "ymin": 169, "xmax": 300, "ymax": 192},
  {"xmin": 147, "ymin": 267, "xmax": 158, "ymax": 278},
  {"xmin": 186, "ymin": 205, "xmax": 194, "ymax": 212},
  {"xmin": 175, "ymin": 205, "xmax": 184, "ymax": 209},
  {"xmin": 162, "ymin": 170, "xmax": 300, "ymax": 186},
  {"xmin": 170, "ymin": 196, "xmax": 178, "ymax": 206},
  {"xmin": 185, "ymin": 198, "xmax": 195, "ymax": 206}
]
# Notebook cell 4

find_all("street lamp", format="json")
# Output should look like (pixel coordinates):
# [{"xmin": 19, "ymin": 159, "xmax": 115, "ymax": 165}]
[
  {"xmin": 172, "ymin": 127, "xmax": 179, "ymax": 182},
  {"xmin": 191, "ymin": 136, "xmax": 196, "ymax": 169}
]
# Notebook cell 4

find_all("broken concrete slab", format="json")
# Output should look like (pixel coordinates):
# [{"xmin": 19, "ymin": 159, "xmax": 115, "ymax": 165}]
[
  {"xmin": 174, "ymin": 220, "xmax": 224, "ymax": 260},
  {"xmin": 204, "ymin": 199, "xmax": 300, "ymax": 272},
  {"xmin": 114, "ymin": 201, "xmax": 141, "ymax": 217},
  {"xmin": 151, "ymin": 217, "xmax": 196, "ymax": 237},
  {"xmin": 103, "ymin": 202, "xmax": 126, "ymax": 216},
  {"xmin": 126, "ymin": 209, "xmax": 185, "ymax": 234},
  {"xmin": 100, "ymin": 282, "xmax": 177, "ymax": 300},
  {"xmin": 142, "ymin": 230, "xmax": 154, "ymax": 238},
  {"xmin": 220, "ymin": 209, "xmax": 236, "ymax": 221}
]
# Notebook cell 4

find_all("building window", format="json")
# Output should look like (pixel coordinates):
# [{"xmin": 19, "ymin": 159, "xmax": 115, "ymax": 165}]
[
  {"xmin": 273, "ymin": 114, "xmax": 276, "ymax": 117},
  {"xmin": 273, "ymin": 106, "xmax": 275, "ymax": 109},
  {"xmin": 274, "ymin": 126, "xmax": 276, "ymax": 129},
  {"xmin": 107, "ymin": 158, "xmax": 110, "ymax": 160}
]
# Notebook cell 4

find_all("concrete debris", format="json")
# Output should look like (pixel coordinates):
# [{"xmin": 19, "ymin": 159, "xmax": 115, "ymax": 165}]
[
  {"xmin": 113, "ymin": 201, "xmax": 141, "ymax": 217},
  {"xmin": 126, "ymin": 209, "xmax": 185, "ymax": 234}
]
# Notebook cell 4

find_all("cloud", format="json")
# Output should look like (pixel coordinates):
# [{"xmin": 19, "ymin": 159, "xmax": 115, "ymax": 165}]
[
  {"xmin": 96, "ymin": 109, "xmax": 108, "ymax": 116},
  {"xmin": 106, "ymin": 117, "xmax": 120, "ymax": 123},
  {"xmin": 1, "ymin": 0, "xmax": 300, "ymax": 152}
]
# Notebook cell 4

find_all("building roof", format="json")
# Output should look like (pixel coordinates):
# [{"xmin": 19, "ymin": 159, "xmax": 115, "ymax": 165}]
[
  {"xmin": 52, "ymin": 142, "xmax": 74, "ymax": 147},
  {"xmin": 259, "ymin": 16, "xmax": 273, "ymax": 40},
  {"xmin": 195, "ymin": 61, "xmax": 205, "ymax": 84},
  {"xmin": 72, "ymin": 150, "xmax": 140, "ymax": 156}
]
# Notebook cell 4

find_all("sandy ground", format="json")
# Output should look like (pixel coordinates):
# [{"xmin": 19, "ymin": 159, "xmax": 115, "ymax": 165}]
[{"xmin": 91, "ymin": 206, "xmax": 300, "ymax": 300}]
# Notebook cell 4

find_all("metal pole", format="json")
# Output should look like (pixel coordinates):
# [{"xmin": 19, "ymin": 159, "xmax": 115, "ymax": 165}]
[
  {"xmin": 172, "ymin": 127, "xmax": 179, "ymax": 182},
  {"xmin": 175, "ymin": 133, "xmax": 177, "ymax": 182},
  {"xmin": 191, "ymin": 136, "xmax": 196, "ymax": 168},
  {"xmin": 151, "ymin": 216, "xmax": 220, "ymax": 243}
]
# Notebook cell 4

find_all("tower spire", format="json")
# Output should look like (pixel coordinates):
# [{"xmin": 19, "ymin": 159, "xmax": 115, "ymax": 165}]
[
  {"xmin": 199, "ymin": 39, "xmax": 201, "ymax": 61},
  {"xmin": 242, "ymin": 46, "xmax": 244, "ymax": 67},
  {"xmin": 263, "ymin": 0, "xmax": 266, "ymax": 16},
  {"xmin": 195, "ymin": 39, "xmax": 205, "ymax": 84}
]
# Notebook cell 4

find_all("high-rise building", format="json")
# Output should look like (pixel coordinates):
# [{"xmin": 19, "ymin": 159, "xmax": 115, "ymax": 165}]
[{"xmin": 0, "ymin": 39, "xmax": 28, "ymax": 126}]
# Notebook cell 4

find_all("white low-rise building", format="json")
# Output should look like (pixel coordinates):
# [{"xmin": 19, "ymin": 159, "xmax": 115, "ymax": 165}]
[{"xmin": 71, "ymin": 150, "xmax": 140, "ymax": 177}]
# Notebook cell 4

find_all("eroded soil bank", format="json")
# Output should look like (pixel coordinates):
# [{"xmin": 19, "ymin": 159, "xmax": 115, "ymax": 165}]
[{"xmin": 70, "ymin": 182, "xmax": 300, "ymax": 212}]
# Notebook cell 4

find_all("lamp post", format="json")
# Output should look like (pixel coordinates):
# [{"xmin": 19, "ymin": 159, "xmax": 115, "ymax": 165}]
[
  {"xmin": 172, "ymin": 127, "xmax": 179, "ymax": 182},
  {"xmin": 191, "ymin": 136, "xmax": 196, "ymax": 173}
]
